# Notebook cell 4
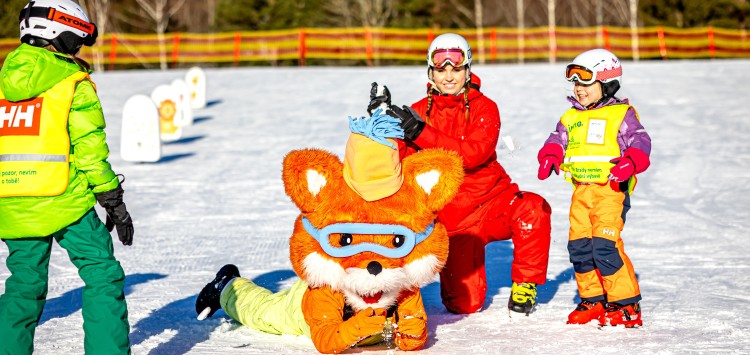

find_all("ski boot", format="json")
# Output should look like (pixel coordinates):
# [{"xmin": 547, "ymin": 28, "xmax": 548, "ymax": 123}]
[
  {"xmin": 599, "ymin": 302, "xmax": 642, "ymax": 328},
  {"xmin": 567, "ymin": 300, "xmax": 605, "ymax": 324},
  {"xmin": 508, "ymin": 282, "xmax": 537, "ymax": 315},
  {"xmin": 195, "ymin": 264, "xmax": 240, "ymax": 320}
]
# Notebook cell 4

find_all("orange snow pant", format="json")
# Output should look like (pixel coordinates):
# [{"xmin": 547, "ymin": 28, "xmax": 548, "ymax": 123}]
[
  {"xmin": 567, "ymin": 183, "xmax": 641, "ymax": 305},
  {"xmin": 439, "ymin": 190, "xmax": 552, "ymax": 314}
]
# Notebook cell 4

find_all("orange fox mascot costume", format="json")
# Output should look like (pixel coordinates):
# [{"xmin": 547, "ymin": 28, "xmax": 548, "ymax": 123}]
[{"xmin": 196, "ymin": 110, "xmax": 463, "ymax": 353}]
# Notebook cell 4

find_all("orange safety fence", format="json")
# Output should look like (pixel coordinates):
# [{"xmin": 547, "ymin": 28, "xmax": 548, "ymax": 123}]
[{"xmin": 1, "ymin": 26, "xmax": 748, "ymax": 69}]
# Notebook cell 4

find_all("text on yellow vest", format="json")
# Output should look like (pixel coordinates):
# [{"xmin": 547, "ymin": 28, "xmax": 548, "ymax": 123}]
[
  {"xmin": 559, "ymin": 104, "xmax": 638, "ymax": 184},
  {"xmin": 0, "ymin": 71, "xmax": 89, "ymax": 197}
]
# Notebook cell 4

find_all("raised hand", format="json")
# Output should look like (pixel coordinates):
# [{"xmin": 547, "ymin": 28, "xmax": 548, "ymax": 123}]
[{"xmin": 367, "ymin": 82, "xmax": 391, "ymax": 116}]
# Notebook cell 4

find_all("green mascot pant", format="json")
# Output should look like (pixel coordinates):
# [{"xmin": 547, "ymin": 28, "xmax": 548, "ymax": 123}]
[{"xmin": 0, "ymin": 209, "xmax": 130, "ymax": 355}]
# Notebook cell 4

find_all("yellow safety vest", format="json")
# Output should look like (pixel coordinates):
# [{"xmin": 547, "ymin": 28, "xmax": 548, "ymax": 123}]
[
  {"xmin": 0, "ymin": 71, "xmax": 89, "ymax": 197},
  {"xmin": 559, "ymin": 104, "xmax": 638, "ymax": 184}
]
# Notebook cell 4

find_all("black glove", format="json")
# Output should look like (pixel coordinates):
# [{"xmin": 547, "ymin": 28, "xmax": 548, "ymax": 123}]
[
  {"xmin": 387, "ymin": 104, "xmax": 426, "ymax": 141},
  {"xmin": 95, "ymin": 185, "xmax": 134, "ymax": 246},
  {"xmin": 367, "ymin": 82, "xmax": 391, "ymax": 116}
]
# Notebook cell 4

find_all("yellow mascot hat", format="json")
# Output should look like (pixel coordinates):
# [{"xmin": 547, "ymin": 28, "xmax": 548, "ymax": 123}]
[{"xmin": 342, "ymin": 109, "xmax": 404, "ymax": 201}]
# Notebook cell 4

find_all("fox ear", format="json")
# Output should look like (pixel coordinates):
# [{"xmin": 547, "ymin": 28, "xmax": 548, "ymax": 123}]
[
  {"xmin": 282, "ymin": 148, "xmax": 343, "ymax": 212},
  {"xmin": 402, "ymin": 149, "xmax": 464, "ymax": 212}
]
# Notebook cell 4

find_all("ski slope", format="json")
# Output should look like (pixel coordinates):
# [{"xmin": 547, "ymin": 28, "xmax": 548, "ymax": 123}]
[{"xmin": 1, "ymin": 59, "xmax": 749, "ymax": 354}]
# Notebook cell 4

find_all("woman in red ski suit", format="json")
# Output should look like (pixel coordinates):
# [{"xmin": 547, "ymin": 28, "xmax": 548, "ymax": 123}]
[{"xmin": 382, "ymin": 33, "xmax": 552, "ymax": 315}]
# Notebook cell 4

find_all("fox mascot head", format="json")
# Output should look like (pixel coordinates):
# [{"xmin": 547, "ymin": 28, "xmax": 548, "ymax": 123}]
[{"xmin": 282, "ymin": 136, "xmax": 463, "ymax": 352}]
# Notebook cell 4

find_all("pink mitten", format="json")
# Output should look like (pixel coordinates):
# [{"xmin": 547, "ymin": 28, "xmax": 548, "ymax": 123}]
[
  {"xmin": 537, "ymin": 144, "xmax": 564, "ymax": 180},
  {"xmin": 609, "ymin": 148, "xmax": 650, "ymax": 182}
]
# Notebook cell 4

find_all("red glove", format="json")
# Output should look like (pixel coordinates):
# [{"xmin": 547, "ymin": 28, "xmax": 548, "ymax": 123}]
[
  {"xmin": 537, "ymin": 144, "xmax": 564, "ymax": 180},
  {"xmin": 609, "ymin": 148, "xmax": 650, "ymax": 182}
]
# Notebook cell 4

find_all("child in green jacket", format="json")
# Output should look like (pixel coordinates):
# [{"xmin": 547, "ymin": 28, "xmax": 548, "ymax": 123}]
[{"xmin": 0, "ymin": 1, "xmax": 134, "ymax": 353}]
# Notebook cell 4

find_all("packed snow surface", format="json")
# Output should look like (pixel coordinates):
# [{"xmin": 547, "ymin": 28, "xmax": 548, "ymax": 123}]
[{"xmin": 1, "ymin": 60, "xmax": 749, "ymax": 354}]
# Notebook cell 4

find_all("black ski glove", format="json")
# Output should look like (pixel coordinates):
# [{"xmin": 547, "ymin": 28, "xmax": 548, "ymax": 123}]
[
  {"xmin": 387, "ymin": 104, "xmax": 426, "ymax": 141},
  {"xmin": 367, "ymin": 82, "xmax": 391, "ymax": 116},
  {"xmin": 95, "ymin": 184, "xmax": 134, "ymax": 246}
]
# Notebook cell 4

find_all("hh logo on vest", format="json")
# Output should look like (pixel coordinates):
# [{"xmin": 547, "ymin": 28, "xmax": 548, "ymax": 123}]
[{"xmin": 0, "ymin": 98, "xmax": 43, "ymax": 136}]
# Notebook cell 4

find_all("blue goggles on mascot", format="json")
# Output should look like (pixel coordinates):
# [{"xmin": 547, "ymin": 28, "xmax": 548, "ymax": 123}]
[{"xmin": 301, "ymin": 217, "xmax": 435, "ymax": 258}]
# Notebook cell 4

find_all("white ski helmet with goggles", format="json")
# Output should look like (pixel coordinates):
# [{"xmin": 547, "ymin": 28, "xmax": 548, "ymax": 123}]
[
  {"xmin": 19, "ymin": 0, "xmax": 98, "ymax": 55},
  {"xmin": 565, "ymin": 48, "xmax": 622, "ymax": 98},
  {"xmin": 427, "ymin": 33, "xmax": 472, "ymax": 82}
]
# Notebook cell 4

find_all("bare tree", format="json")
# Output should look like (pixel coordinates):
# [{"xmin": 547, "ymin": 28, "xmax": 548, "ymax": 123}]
[
  {"xmin": 357, "ymin": 0, "xmax": 395, "ymax": 27},
  {"xmin": 131, "ymin": 0, "xmax": 187, "ymax": 69},
  {"xmin": 79, "ymin": 0, "xmax": 111, "ymax": 72},
  {"xmin": 475, "ymin": 0, "xmax": 485, "ymax": 64},
  {"xmin": 630, "ymin": 0, "xmax": 639, "ymax": 60},
  {"xmin": 327, "ymin": 0, "xmax": 395, "ymax": 28},
  {"xmin": 517, "ymin": 0, "xmax": 525, "ymax": 63},
  {"xmin": 548, "ymin": 0, "xmax": 556, "ymax": 63}
]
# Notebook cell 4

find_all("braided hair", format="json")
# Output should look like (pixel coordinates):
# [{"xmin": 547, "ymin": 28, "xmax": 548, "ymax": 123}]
[{"xmin": 424, "ymin": 80, "xmax": 471, "ymax": 125}]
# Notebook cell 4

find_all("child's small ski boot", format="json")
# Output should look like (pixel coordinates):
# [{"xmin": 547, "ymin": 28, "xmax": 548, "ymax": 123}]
[
  {"xmin": 195, "ymin": 264, "xmax": 240, "ymax": 320},
  {"xmin": 508, "ymin": 282, "xmax": 537, "ymax": 316},
  {"xmin": 598, "ymin": 302, "xmax": 642, "ymax": 328},
  {"xmin": 567, "ymin": 300, "xmax": 605, "ymax": 324}
]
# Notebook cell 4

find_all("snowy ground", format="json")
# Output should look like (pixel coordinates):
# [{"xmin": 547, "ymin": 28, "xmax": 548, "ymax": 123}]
[{"xmin": 1, "ymin": 59, "xmax": 749, "ymax": 354}]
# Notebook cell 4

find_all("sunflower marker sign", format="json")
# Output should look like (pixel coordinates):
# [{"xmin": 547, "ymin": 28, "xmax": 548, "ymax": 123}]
[
  {"xmin": 185, "ymin": 66, "xmax": 206, "ymax": 109},
  {"xmin": 120, "ymin": 94, "xmax": 161, "ymax": 162},
  {"xmin": 151, "ymin": 84, "xmax": 182, "ymax": 142}
]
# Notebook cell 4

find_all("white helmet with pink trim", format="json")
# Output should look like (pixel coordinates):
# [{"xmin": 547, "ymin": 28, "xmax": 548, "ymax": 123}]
[{"xmin": 566, "ymin": 48, "xmax": 622, "ymax": 98}]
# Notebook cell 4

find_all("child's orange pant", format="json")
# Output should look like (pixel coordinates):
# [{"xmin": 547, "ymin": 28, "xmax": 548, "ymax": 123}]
[{"xmin": 567, "ymin": 183, "xmax": 641, "ymax": 305}]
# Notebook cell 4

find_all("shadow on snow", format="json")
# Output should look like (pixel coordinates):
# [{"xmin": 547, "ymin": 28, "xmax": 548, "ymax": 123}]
[
  {"xmin": 39, "ymin": 272, "xmax": 167, "ymax": 326},
  {"xmin": 129, "ymin": 270, "xmax": 298, "ymax": 355}
]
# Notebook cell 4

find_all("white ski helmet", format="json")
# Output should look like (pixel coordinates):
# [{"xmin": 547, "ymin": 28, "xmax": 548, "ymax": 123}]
[
  {"xmin": 427, "ymin": 33, "xmax": 473, "ymax": 85},
  {"xmin": 427, "ymin": 33, "xmax": 473, "ymax": 69},
  {"xmin": 566, "ymin": 48, "xmax": 622, "ymax": 97},
  {"xmin": 19, "ymin": 0, "xmax": 98, "ymax": 55}
]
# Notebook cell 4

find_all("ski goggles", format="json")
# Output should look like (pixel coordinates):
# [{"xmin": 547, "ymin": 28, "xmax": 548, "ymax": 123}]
[
  {"xmin": 431, "ymin": 48, "xmax": 468, "ymax": 69},
  {"xmin": 565, "ymin": 64, "xmax": 597, "ymax": 84},
  {"xmin": 565, "ymin": 64, "xmax": 622, "ymax": 85},
  {"xmin": 301, "ymin": 217, "xmax": 435, "ymax": 258}
]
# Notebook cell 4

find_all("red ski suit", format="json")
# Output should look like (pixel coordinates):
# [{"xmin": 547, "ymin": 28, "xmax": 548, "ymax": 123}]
[{"xmin": 401, "ymin": 74, "xmax": 552, "ymax": 314}]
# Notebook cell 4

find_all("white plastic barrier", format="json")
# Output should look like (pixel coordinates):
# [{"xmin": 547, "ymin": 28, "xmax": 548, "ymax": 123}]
[
  {"xmin": 120, "ymin": 94, "xmax": 161, "ymax": 162},
  {"xmin": 185, "ymin": 66, "xmax": 206, "ymax": 109}
]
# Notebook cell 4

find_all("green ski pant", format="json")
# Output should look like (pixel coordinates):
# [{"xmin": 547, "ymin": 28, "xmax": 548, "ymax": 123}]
[
  {"xmin": 0, "ymin": 209, "xmax": 130, "ymax": 355},
  {"xmin": 221, "ymin": 278, "xmax": 311, "ymax": 337}
]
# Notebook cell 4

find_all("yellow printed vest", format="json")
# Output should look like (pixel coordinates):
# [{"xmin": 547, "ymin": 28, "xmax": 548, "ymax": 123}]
[
  {"xmin": 0, "ymin": 71, "xmax": 89, "ymax": 197},
  {"xmin": 559, "ymin": 104, "xmax": 638, "ymax": 184}
]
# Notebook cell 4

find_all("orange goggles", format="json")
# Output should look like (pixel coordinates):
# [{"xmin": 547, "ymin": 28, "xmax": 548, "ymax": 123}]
[
  {"xmin": 431, "ymin": 48, "xmax": 467, "ymax": 69},
  {"xmin": 565, "ymin": 64, "xmax": 596, "ymax": 84}
]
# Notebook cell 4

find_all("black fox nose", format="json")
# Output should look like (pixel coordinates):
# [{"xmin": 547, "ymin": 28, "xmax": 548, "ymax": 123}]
[{"xmin": 367, "ymin": 261, "xmax": 382, "ymax": 275}]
